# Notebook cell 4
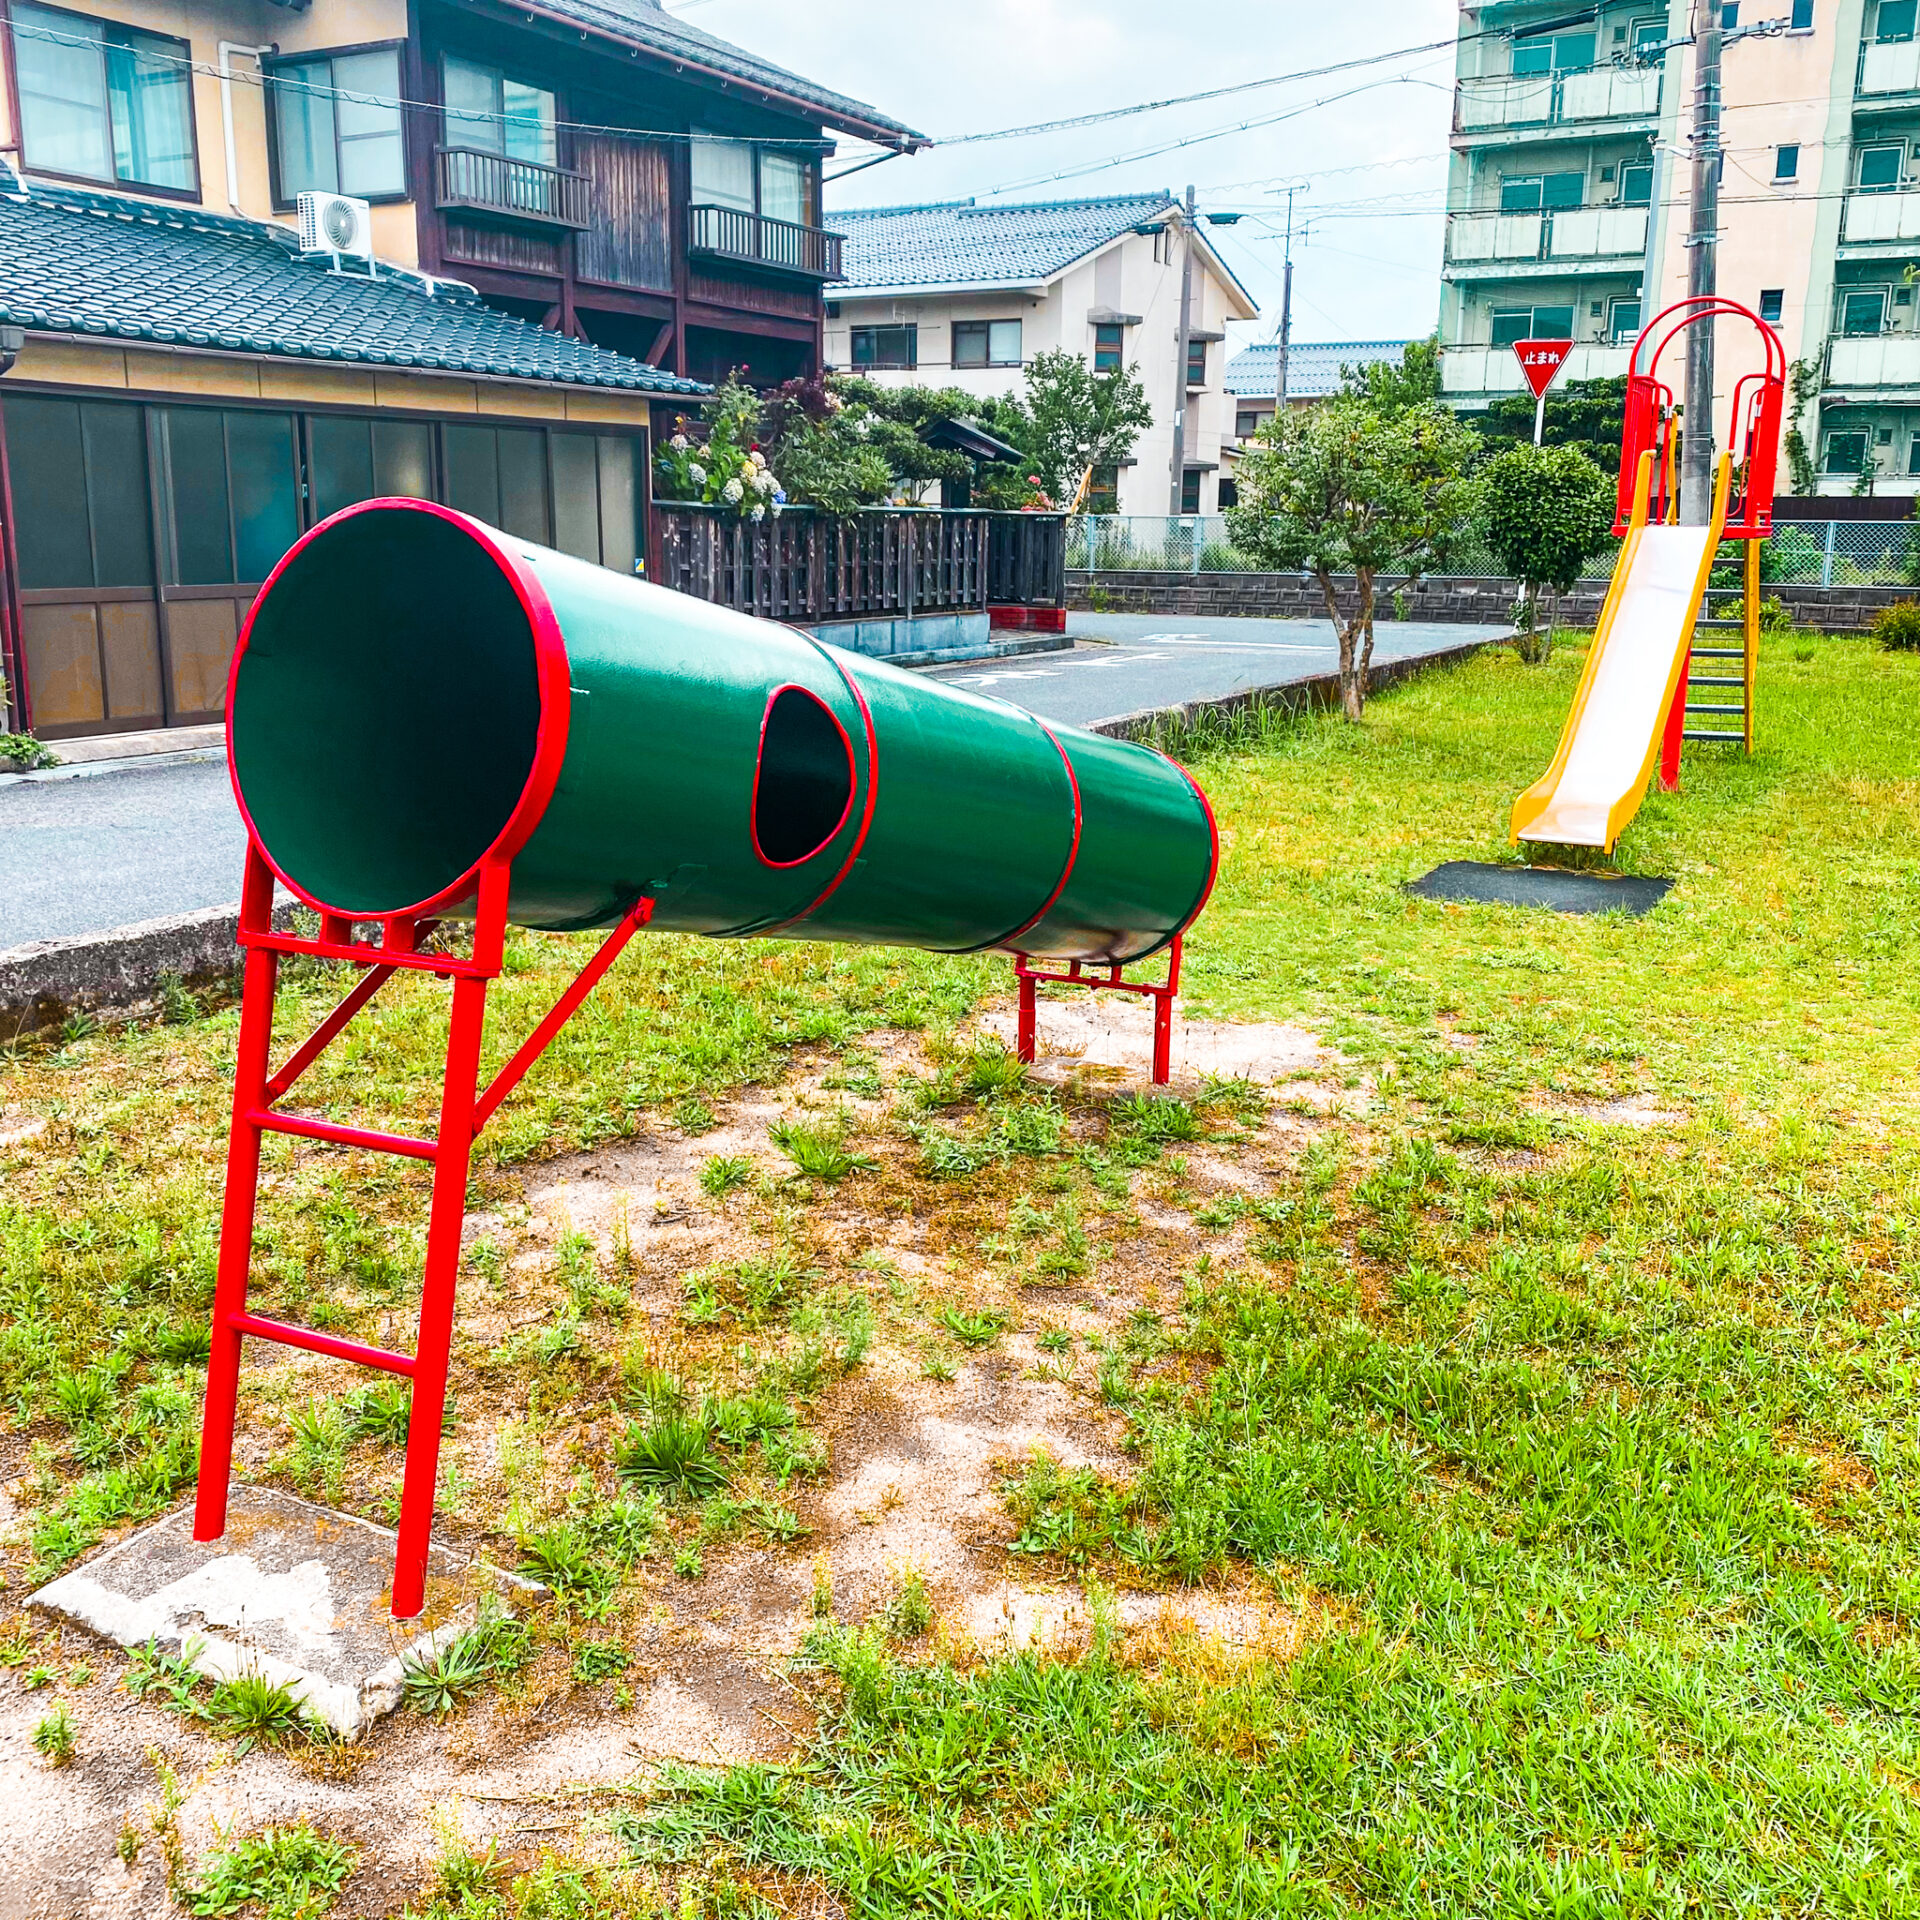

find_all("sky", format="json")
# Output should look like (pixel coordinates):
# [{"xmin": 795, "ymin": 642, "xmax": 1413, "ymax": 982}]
[{"xmin": 660, "ymin": 0, "xmax": 1460, "ymax": 353}]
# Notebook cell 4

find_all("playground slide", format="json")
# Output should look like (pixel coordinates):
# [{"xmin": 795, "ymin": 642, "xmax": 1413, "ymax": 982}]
[{"xmin": 1509, "ymin": 455, "xmax": 1729, "ymax": 852}]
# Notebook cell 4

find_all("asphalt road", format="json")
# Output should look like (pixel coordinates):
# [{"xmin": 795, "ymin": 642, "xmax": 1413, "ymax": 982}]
[
  {"xmin": 0, "ymin": 613, "xmax": 1502, "ymax": 948},
  {"xmin": 928, "ymin": 612, "xmax": 1507, "ymax": 729}
]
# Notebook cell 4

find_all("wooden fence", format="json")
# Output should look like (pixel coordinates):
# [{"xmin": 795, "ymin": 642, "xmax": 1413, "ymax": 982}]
[{"xmin": 654, "ymin": 506, "xmax": 1065, "ymax": 624}]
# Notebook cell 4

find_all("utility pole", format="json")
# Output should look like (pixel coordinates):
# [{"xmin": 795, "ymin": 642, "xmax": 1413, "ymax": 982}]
[
  {"xmin": 1273, "ymin": 183, "xmax": 1306, "ymax": 411},
  {"xmin": 1680, "ymin": 0, "xmax": 1721, "ymax": 525},
  {"xmin": 1168, "ymin": 184, "xmax": 1196, "ymax": 514}
]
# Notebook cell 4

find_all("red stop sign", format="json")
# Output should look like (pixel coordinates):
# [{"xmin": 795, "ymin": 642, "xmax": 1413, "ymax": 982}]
[{"xmin": 1512, "ymin": 338, "xmax": 1574, "ymax": 398}]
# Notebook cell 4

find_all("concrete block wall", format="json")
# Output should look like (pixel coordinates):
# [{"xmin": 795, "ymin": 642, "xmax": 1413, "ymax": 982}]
[{"xmin": 1067, "ymin": 571, "xmax": 1919, "ymax": 634}]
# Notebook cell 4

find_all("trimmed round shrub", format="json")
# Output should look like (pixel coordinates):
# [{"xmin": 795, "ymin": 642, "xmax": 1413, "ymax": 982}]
[{"xmin": 1869, "ymin": 598, "xmax": 1920, "ymax": 651}]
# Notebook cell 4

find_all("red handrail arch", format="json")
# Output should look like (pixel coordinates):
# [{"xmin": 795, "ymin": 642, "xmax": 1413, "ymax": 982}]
[{"xmin": 1615, "ymin": 297, "xmax": 1786, "ymax": 539}]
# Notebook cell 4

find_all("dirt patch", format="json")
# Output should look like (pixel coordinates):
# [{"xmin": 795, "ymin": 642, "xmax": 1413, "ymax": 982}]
[{"xmin": 1537, "ymin": 1092, "xmax": 1689, "ymax": 1128}]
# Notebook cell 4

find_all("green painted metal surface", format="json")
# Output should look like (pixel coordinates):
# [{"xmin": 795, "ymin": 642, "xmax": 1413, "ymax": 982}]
[{"xmin": 229, "ymin": 503, "xmax": 1213, "ymax": 964}]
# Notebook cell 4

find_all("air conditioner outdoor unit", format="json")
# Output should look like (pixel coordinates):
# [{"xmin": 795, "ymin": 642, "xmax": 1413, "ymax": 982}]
[{"xmin": 297, "ymin": 191, "xmax": 374, "ymax": 263}]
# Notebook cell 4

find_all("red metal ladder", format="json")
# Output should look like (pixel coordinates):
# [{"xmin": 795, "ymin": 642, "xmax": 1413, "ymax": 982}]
[{"xmin": 193, "ymin": 842, "xmax": 652, "ymax": 1619}]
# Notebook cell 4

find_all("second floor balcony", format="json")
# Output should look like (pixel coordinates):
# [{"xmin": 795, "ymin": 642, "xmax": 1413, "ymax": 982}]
[
  {"xmin": 1840, "ymin": 189, "xmax": 1920, "ymax": 244},
  {"xmin": 435, "ymin": 147, "xmax": 592, "ymax": 230},
  {"xmin": 1828, "ymin": 333, "xmax": 1920, "ymax": 387},
  {"xmin": 1448, "ymin": 206, "xmax": 1648, "ymax": 266},
  {"xmin": 1858, "ymin": 38, "xmax": 1920, "ymax": 99},
  {"xmin": 1440, "ymin": 344, "xmax": 1632, "ymax": 394},
  {"xmin": 1456, "ymin": 64, "xmax": 1660, "ymax": 135},
  {"xmin": 689, "ymin": 204, "xmax": 844, "ymax": 280}
]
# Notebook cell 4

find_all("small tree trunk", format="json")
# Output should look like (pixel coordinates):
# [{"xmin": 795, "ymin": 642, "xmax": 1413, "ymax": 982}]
[
  {"xmin": 1316, "ymin": 567, "xmax": 1361, "ymax": 720},
  {"xmin": 1354, "ymin": 568, "xmax": 1377, "ymax": 718}
]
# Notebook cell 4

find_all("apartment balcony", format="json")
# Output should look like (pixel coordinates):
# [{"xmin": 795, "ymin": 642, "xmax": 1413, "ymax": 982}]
[
  {"xmin": 1446, "ymin": 206, "xmax": 1648, "ymax": 271},
  {"xmin": 1839, "ymin": 189, "xmax": 1920, "ymax": 251},
  {"xmin": 435, "ymin": 147, "xmax": 592, "ymax": 230},
  {"xmin": 1454, "ymin": 65, "xmax": 1660, "ymax": 137},
  {"xmin": 688, "ymin": 204, "xmax": 844, "ymax": 281},
  {"xmin": 1827, "ymin": 334, "xmax": 1920, "ymax": 389},
  {"xmin": 1857, "ymin": 38, "xmax": 1920, "ymax": 102},
  {"xmin": 1440, "ymin": 344, "xmax": 1632, "ymax": 396}
]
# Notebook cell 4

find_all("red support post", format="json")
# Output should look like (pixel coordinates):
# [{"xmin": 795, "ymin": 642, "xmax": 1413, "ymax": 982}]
[
  {"xmin": 1659, "ymin": 653, "xmax": 1689, "ymax": 792},
  {"xmin": 193, "ymin": 849, "xmax": 281, "ymax": 1545},
  {"xmin": 1011, "ymin": 935, "xmax": 1183, "ymax": 1086},
  {"xmin": 1016, "ymin": 968, "xmax": 1037, "ymax": 1065}
]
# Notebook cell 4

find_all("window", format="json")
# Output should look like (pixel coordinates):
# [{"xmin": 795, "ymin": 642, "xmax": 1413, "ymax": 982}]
[
  {"xmin": 10, "ymin": 2, "xmax": 195, "ymax": 192},
  {"xmin": 3, "ymin": 395, "xmax": 153, "ymax": 590},
  {"xmin": 1500, "ymin": 170, "xmax": 1585, "ymax": 212},
  {"xmin": 1093, "ymin": 322, "xmax": 1126, "ymax": 371},
  {"xmin": 308, "ymin": 415, "xmax": 434, "ymax": 522},
  {"xmin": 1491, "ymin": 304, "xmax": 1576, "ymax": 346},
  {"xmin": 1907, "ymin": 435, "xmax": 1920, "ymax": 474},
  {"xmin": 1759, "ymin": 288, "xmax": 1784, "ymax": 323},
  {"xmin": 1610, "ymin": 299, "xmax": 1641, "ymax": 342},
  {"xmin": 952, "ymin": 319, "xmax": 1022, "ymax": 368},
  {"xmin": 1878, "ymin": 425, "xmax": 1895, "ymax": 445},
  {"xmin": 1619, "ymin": 162, "xmax": 1653, "ymax": 205},
  {"xmin": 156, "ymin": 409, "xmax": 301, "ymax": 586},
  {"xmin": 1086, "ymin": 464, "xmax": 1119, "ymax": 513},
  {"xmin": 1634, "ymin": 20, "xmax": 1668, "ymax": 53},
  {"xmin": 690, "ymin": 135, "xmax": 817, "ymax": 227},
  {"xmin": 443, "ymin": 55, "xmax": 556, "ymax": 166},
  {"xmin": 1877, "ymin": 0, "xmax": 1916, "ymax": 41},
  {"xmin": 1180, "ymin": 468, "xmax": 1203, "ymax": 514},
  {"xmin": 851, "ymin": 324, "xmax": 916, "ymax": 370},
  {"xmin": 1236, "ymin": 410, "xmax": 1261, "ymax": 438},
  {"xmin": 1186, "ymin": 338, "xmax": 1208, "ymax": 387},
  {"xmin": 1824, "ymin": 429, "xmax": 1868, "ymax": 472},
  {"xmin": 1775, "ymin": 144, "xmax": 1800, "ymax": 182},
  {"xmin": 1841, "ymin": 289, "xmax": 1888, "ymax": 334},
  {"xmin": 1721, "ymin": 3, "xmax": 1738, "ymax": 29},
  {"xmin": 1790, "ymin": 0, "xmax": 1814, "ymax": 26},
  {"xmin": 1217, "ymin": 479, "xmax": 1238, "ymax": 508},
  {"xmin": 1858, "ymin": 144, "xmax": 1905, "ymax": 191},
  {"xmin": 269, "ymin": 48, "xmax": 405, "ymax": 200},
  {"xmin": 1512, "ymin": 29, "xmax": 1596, "ymax": 74}
]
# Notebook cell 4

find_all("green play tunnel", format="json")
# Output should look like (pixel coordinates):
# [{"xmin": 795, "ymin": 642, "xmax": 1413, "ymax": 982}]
[{"xmin": 226, "ymin": 501, "xmax": 1216, "ymax": 963}]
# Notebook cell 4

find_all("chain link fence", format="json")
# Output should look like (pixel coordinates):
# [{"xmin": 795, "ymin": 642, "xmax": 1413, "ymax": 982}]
[{"xmin": 1066, "ymin": 515, "xmax": 1920, "ymax": 588}]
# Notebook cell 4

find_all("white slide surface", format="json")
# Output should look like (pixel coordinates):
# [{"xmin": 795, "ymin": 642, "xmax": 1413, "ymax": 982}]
[{"xmin": 1512, "ymin": 523, "xmax": 1714, "ymax": 849}]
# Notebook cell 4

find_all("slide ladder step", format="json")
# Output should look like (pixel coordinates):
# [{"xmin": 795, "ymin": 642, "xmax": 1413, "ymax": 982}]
[
  {"xmin": 1687, "ymin": 674, "xmax": 1746, "ymax": 687},
  {"xmin": 1684, "ymin": 729, "xmax": 1745, "ymax": 743},
  {"xmin": 1686, "ymin": 703, "xmax": 1746, "ymax": 716},
  {"xmin": 1693, "ymin": 646, "xmax": 1745, "ymax": 658}
]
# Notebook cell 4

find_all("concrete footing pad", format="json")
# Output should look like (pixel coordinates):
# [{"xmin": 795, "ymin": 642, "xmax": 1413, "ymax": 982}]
[{"xmin": 28, "ymin": 1485, "xmax": 535, "ymax": 1739}]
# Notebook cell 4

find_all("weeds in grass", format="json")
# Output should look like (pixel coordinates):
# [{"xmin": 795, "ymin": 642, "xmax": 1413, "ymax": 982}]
[
  {"xmin": 621, "ymin": 1360, "xmax": 688, "ymax": 1418},
  {"xmin": 700, "ymin": 1154, "xmax": 754, "ymax": 1198},
  {"xmin": 183, "ymin": 1822, "xmax": 356, "ymax": 1919},
  {"xmin": 31, "ymin": 1704, "xmax": 75, "ymax": 1766},
  {"xmin": 207, "ymin": 1672, "xmax": 315, "ymax": 1753},
  {"xmin": 570, "ymin": 1639, "xmax": 630, "ymax": 1683},
  {"xmin": 768, "ymin": 1115, "xmax": 874, "ymax": 1182},
  {"xmin": 672, "ymin": 1543, "xmax": 703, "ymax": 1580},
  {"xmin": 342, "ymin": 1379, "xmax": 452, "ymax": 1448},
  {"xmin": 401, "ymin": 1603, "xmax": 532, "ymax": 1717},
  {"xmin": 125, "ymin": 1639, "xmax": 207, "ymax": 1717},
  {"xmin": 882, "ymin": 1564, "xmax": 933, "ymax": 1639},
  {"xmin": 920, "ymin": 1349, "xmax": 956, "ymax": 1383},
  {"xmin": 1112, "ymin": 1093, "xmax": 1200, "ymax": 1142},
  {"xmin": 810, "ymin": 1554, "xmax": 835, "ymax": 1619},
  {"xmin": 965, "ymin": 1040, "xmax": 1028, "ymax": 1097},
  {"xmin": 937, "ymin": 1305, "xmax": 1008, "ymax": 1349},
  {"xmin": 616, "ymin": 1412, "xmax": 728, "ymax": 1497}
]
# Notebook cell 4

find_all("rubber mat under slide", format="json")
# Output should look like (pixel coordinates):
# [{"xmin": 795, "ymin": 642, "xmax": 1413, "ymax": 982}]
[{"xmin": 1404, "ymin": 862, "xmax": 1673, "ymax": 916}]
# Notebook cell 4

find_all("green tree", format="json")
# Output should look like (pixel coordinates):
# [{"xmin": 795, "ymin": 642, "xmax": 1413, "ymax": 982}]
[
  {"xmin": 1014, "ymin": 350, "xmax": 1154, "ymax": 507},
  {"xmin": 1480, "ymin": 443, "xmax": 1617, "ymax": 664},
  {"xmin": 1471, "ymin": 376, "xmax": 1628, "ymax": 475},
  {"xmin": 1343, "ymin": 336, "xmax": 1441, "ymax": 414},
  {"xmin": 1227, "ymin": 395, "xmax": 1481, "ymax": 719}
]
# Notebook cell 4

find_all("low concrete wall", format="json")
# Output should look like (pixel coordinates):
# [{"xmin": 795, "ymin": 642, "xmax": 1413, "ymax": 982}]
[
  {"xmin": 0, "ymin": 903, "xmax": 289, "ymax": 1042},
  {"xmin": 1068, "ymin": 570, "xmax": 1917, "ymax": 633},
  {"xmin": 1087, "ymin": 636, "xmax": 1496, "ymax": 743}
]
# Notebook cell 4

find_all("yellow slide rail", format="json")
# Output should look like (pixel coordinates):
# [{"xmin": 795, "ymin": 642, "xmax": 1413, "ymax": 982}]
[{"xmin": 1509, "ymin": 450, "xmax": 1732, "ymax": 851}]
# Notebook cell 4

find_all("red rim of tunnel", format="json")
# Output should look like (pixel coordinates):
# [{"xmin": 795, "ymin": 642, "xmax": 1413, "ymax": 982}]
[
  {"xmin": 224, "ymin": 498, "xmax": 573, "ymax": 923},
  {"xmin": 989, "ymin": 717, "xmax": 1083, "ymax": 953},
  {"xmin": 764, "ymin": 639, "xmax": 880, "ymax": 933},
  {"xmin": 1162, "ymin": 750, "xmax": 1222, "ymax": 940},
  {"xmin": 748, "ymin": 684, "xmax": 859, "ymax": 870}
]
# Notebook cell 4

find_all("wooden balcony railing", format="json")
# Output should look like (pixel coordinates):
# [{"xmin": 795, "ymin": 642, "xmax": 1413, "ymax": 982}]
[
  {"xmin": 435, "ymin": 146, "xmax": 592, "ymax": 230},
  {"xmin": 687, "ymin": 203, "xmax": 844, "ymax": 280},
  {"xmin": 654, "ymin": 507, "xmax": 1065, "ymax": 624}
]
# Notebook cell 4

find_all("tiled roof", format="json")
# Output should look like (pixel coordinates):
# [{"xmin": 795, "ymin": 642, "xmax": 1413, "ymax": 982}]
[
  {"xmin": 519, "ymin": 0, "xmax": 924, "ymax": 148},
  {"xmin": 0, "ymin": 168, "xmax": 705, "ymax": 394},
  {"xmin": 1225, "ymin": 339, "xmax": 1417, "ymax": 401},
  {"xmin": 831, "ymin": 194, "xmax": 1180, "ymax": 292}
]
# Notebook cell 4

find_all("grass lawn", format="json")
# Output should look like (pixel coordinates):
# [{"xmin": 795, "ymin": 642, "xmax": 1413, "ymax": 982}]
[{"xmin": 1, "ymin": 630, "xmax": 1916, "ymax": 1917}]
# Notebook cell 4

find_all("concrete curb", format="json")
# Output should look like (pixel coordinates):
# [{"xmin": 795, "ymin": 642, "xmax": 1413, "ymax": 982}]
[
  {"xmin": 0, "ymin": 900, "xmax": 293, "ymax": 1043},
  {"xmin": 1086, "ymin": 635, "xmax": 1499, "ymax": 740}
]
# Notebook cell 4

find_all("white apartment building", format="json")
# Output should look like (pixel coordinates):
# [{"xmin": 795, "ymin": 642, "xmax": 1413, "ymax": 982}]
[
  {"xmin": 1442, "ymin": 0, "xmax": 1920, "ymax": 494},
  {"xmin": 823, "ymin": 195, "xmax": 1258, "ymax": 512}
]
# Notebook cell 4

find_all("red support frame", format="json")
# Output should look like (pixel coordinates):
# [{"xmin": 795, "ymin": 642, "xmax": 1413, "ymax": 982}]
[
  {"xmin": 1013, "ymin": 937, "xmax": 1183, "ymax": 1087},
  {"xmin": 193, "ymin": 842, "xmax": 653, "ymax": 1618}
]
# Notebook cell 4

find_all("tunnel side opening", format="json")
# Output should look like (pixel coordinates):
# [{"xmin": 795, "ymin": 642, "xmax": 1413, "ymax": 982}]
[
  {"xmin": 753, "ymin": 685, "xmax": 855, "ymax": 867},
  {"xmin": 228, "ymin": 507, "xmax": 546, "ymax": 917}
]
